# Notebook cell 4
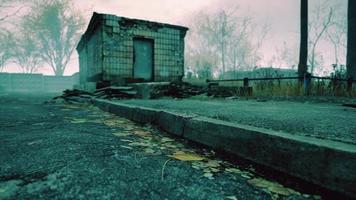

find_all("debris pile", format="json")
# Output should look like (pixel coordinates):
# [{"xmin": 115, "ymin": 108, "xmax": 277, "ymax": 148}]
[
  {"xmin": 162, "ymin": 82, "xmax": 206, "ymax": 98},
  {"xmin": 53, "ymin": 81, "xmax": 241, "ymax": 102},
  {"xmin": 53, "ymin": 89, "xmax": 92, "ymax": 103},
  {"xmin": 53, "ymin": 86, "xmax": 137, "ymax": 103},
  {"xmin": 207, "ymin": 85, "xmax": 236, "ymax": 98},
  {"xmin": 94, "ymin": 86, "xmax": 137, "ymax": 99}
]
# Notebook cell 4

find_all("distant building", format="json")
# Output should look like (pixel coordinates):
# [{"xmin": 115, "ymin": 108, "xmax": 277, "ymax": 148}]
[{"xmin": 76, "ymin": 12, "xmax": 188, "ymax": 88}]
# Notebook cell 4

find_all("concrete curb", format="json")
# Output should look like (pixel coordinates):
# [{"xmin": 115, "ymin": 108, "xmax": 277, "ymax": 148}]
[{"xmin": 92, "ymin": 99, "xmax": 356, "ymax": 198}]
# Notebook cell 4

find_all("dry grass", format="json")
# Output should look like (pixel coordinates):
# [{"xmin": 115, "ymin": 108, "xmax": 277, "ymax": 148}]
[
  {"xmin": 251, "ymin": 79, "xmax": 356, "ymax": 98},
  {"xmin": 185, "ymin": 78, "xmax": 356, "ymax": 98}
]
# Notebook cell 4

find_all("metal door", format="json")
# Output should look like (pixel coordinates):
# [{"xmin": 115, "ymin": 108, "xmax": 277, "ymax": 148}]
[{"xmin": 133, "ymin": 38, "xmax": 153, "ymax": 81}]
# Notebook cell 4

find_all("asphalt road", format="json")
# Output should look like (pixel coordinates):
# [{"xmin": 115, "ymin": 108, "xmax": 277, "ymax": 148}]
[{"xmin": 0, "ymin": 93, "xmax": 321, "ymax": 200}]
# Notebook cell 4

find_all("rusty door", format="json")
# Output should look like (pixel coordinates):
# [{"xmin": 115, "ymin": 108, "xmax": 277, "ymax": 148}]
[{"xmin": 133, "ymin": 38, "xmax": 153, "ymax": 81}]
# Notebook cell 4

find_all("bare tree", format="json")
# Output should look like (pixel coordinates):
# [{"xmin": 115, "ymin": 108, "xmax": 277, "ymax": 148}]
[
  {"xmin": 228, "ymin": 16, "xmax": 252, "ymax": 71},
  {"xmin": 0, "ymin": 0, "xmax": 24, "ymax": 72},
  {"xmin": 12, "ymin": 29, "xmax": 42, "ymax": 73},
  {"xmin": 185, "ymin": 13, "xmax": 219, "ymax": 78},
  {"xmin": 22, "ymin": 0, "xmax": 84, "ymax": 76},
  {"xmin": 0, "ymin": 31, "xmax": 12, "ymax": 72},
  {"xmin": 186, "ymin": 8, "xmax": 268, "ymax": 78},
  {"xmin": 298, "ymin": 0, "xmax": 308, "ymax": 77},
  {"xmin": 323, "ymin": 1, "xmax": 347, "ymax": 68},
  {"xmin": 0, "ymin": 0, "xmax": 20, "ymax": 22},
  {"xmin": 347, "ymin": 0, "xmax": 356, "ymax": 79},
  {"xmin": 326, "ymin": 9, "xmax": 347, "ymax": 67},
  {"xmin": 201, "ymin": 9, "xmax": 237, "ymax": 74},
  {"xmin": 270, "ymin": 41, "xmax": 298, "ymax": 68},
  {"xmin": 308, "ymin": 1, "xmax": 334, "ymax": 74}
]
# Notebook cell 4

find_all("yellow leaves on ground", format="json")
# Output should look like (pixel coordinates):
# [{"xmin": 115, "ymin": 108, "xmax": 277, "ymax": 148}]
[
  {"xmin": 248, "ymin": 178, "xmax": 299, "ymax": 196},
  {"xmin": 133, "ymin": 130, "xmax": 151, "ymax": 137},
  {"xmin": 69, "ymin": 118, "xmax": 89, "ymax": 124},
  {"xmin": 112, "ymin": 131, "xmax": 132, "ymax": 137},
  {"xmin": 143, "ymin": 148, "xmax": 156, "ymax": 154},
  {"xmin": 225, "ymin": 196, "xmax": 238, "ymax": 200},
  {"xmin": 120, "ymin": 145, "xmax": 133, "ymax": 150},
  {"xmin": 225, "ymin": 167, "xmax": 241, "ymax": 173},
  {"xmin": 190, "ymin": 159, "xmax": 223, "ymax": 180},
  {"xmin": 103, "ymin": 118, "xmax": 130, "ymax": 127},
  {"xmin": 63, "ymin": 103, "xmax": 310, "ymax": 199},
  {"xmin": 62, "ymin": 104, "xmax": 83, "ymax": 109},
  {"xmin": 160, "ymin": 137, "xmax": 174, "ymax": 143},
  {"xmin": 169, "ymin": 151, "xmax": 205, "ymax": 161},
  {"xmin": 203, "ymin": 172, "xmax": 214, "ymax": 180},
  {"xmin": 128, "ymin": 141, "xmax": 151, "ymax": 147}
]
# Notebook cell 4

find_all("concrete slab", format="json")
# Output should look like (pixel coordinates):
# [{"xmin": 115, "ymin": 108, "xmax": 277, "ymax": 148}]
[
  {"xmin": 183, "ymin": 116, "xmax": 356, "ymax": 198},
  {"xmin": 156, "ymin": 111, "xmax": 195, "ymax": 137},
  {"xmin": 132, "ymin": 107, "xmax": 158, "ymax": 124}
]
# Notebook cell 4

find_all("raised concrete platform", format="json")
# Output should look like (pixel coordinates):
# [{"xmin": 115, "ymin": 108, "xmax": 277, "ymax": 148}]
[{"xmin": 92, "ymin": 99, "xmax": 356, "ymax": 198}]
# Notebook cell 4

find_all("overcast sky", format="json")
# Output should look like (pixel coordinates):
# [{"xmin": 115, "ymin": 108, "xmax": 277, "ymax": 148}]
[
  {"xmin": 5, "ymin": 0, "xmax": 348, "ymax": 75},
  {"xmin": 65, "ymin": 0, "xmax": 302, "ymax": 76}
]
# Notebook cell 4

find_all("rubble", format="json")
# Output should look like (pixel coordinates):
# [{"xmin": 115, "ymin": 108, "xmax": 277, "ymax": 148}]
[
  {"xmin": 54, "ymin": 81, "xmax": 241, "ymax": 102},
  {"xmin": 162, "ymin": 82, "xmax": 207, "ymax": 98}
]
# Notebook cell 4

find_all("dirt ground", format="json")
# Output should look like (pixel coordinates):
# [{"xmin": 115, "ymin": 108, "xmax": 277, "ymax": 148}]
[{"xmin": 0, "ymin": 92, "xmax": 333, "ymax": 200}]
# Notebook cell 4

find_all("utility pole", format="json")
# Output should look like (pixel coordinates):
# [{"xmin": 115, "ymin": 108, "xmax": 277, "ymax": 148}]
[
  {"xmin": 298, "ymin": 0, "xmax": 308, "ymax": 78},
  {"xmin": 347, "ymin": 0, "xmax": 356, "ymax": 79}
]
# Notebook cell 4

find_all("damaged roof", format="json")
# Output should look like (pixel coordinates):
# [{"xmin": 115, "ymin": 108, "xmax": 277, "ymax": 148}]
[{"xmin": 77, "ymin": 12, "xmax": 189, "ymax": 52}]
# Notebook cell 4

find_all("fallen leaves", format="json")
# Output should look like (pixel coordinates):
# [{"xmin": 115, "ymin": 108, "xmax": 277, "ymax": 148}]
[
  {"xmin": 225, "ymin": 196, "xmax": 238, "ymax": 200},
  {"xmin": 169, "ymin": 151, "xmax": 205, "ymax": 161},
  {"xmin": 128, "ymin": 142, "xmax": 151, "ymax": 147},
  {"xmin": 133, "ymin": 130, "xmax": 151, "ymax": 137},
  {"xmin": 69, "ymin": 118, "xmax": 88, "ymax": 124},
  {"xmin": 62, "ymin": 102, "xmax": 309, "ymax": 200},
  {"xmin": 120, "ymin": 145, "xmax": 133, "ymax": 150},
  {"xmin": 160, "ymin": 137, "xmax": 175, "ymax": 143},
  {"xmin": 225, "ymin": 167, "xmax": 241, "ymax": 173},
  {"xmin": 248, "ymin": 178, "xmax": 299, "ymax": 196},
  {"xmin": 203, "ymin": 172, "xmax": 214, "ymax": 180},
  {"xmin": 112, "ymin": 131, "xmax": 132, "ymax": 137},
  {"xmin": 143, "ymin": 148, "xmax": 155, "ymax": 154},
  {"xmin": 103, "ymin": 118, "xmax": 129, "ymax": 127}
]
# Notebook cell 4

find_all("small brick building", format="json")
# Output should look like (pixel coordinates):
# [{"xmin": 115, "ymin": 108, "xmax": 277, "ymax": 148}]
[{"xmin": 77, "ymin": 12, "xmax": 188, "ymax": 87}]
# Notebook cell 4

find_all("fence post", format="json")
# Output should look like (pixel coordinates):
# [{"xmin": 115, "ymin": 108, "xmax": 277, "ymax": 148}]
[
  {"xmin": 243, "ymin": 78, "xmax": 249, "ymax": 87},
  {"xmin": 8, "ymin": 73, "xmax": 12, "ymax": 91},
  {"xmin": 347, "ymin": 77, "xmax": 353, "ymax": 96},
  {"xmin": 41, "ymin": 75, "xmax": 45, "ymax": 92},
  {"xmin": 303, "ymin": 73, "xmax": 311, "ymax": 96}
]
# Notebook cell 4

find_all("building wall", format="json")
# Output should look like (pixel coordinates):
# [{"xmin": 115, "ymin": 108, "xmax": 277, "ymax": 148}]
[
  {"xmin": 78, "ymin": 26, "xmax": 103, "ymax": 84},
  {"xmin": 100, "ymin": 15, "xmax": 186, "ymax": 83}
]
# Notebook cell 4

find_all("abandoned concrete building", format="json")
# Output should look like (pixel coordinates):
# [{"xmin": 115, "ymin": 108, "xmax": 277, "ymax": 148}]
[{"xmin": 76, "ymin": 12, "xmax": 188, "ymax": 89}]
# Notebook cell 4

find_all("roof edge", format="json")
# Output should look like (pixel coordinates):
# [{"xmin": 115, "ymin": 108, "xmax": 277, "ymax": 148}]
[{"xmin": 77, "ymin": 12, "xmax": 189, "ymax": 52}]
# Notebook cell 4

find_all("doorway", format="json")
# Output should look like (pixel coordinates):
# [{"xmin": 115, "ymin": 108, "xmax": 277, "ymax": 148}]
[{"xmin": 133, "ymin": 38, "xmax": 154, "ymax": 81}]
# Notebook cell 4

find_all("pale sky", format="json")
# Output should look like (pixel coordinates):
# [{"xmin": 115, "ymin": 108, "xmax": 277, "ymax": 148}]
[
  {"xmin": 3, "ymin": 0, "xmax": 347, "ymax": 75},
  {"xmin": 65, "ymin": 0, "xmax": 301, "ymax": 76}
]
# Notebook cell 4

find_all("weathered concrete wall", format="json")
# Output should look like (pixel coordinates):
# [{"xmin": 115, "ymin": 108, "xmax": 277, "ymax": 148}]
[
  {"xmin": 78, "ymin": 26, "xmax": 103, "ymax": 84},
  {"xmin": 0, "ymin": 73, "xmax": 78, "ymax": 92},
  {"xmin": 102, "ymin": 15, "xmax": 186, "ymax": 83}
]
